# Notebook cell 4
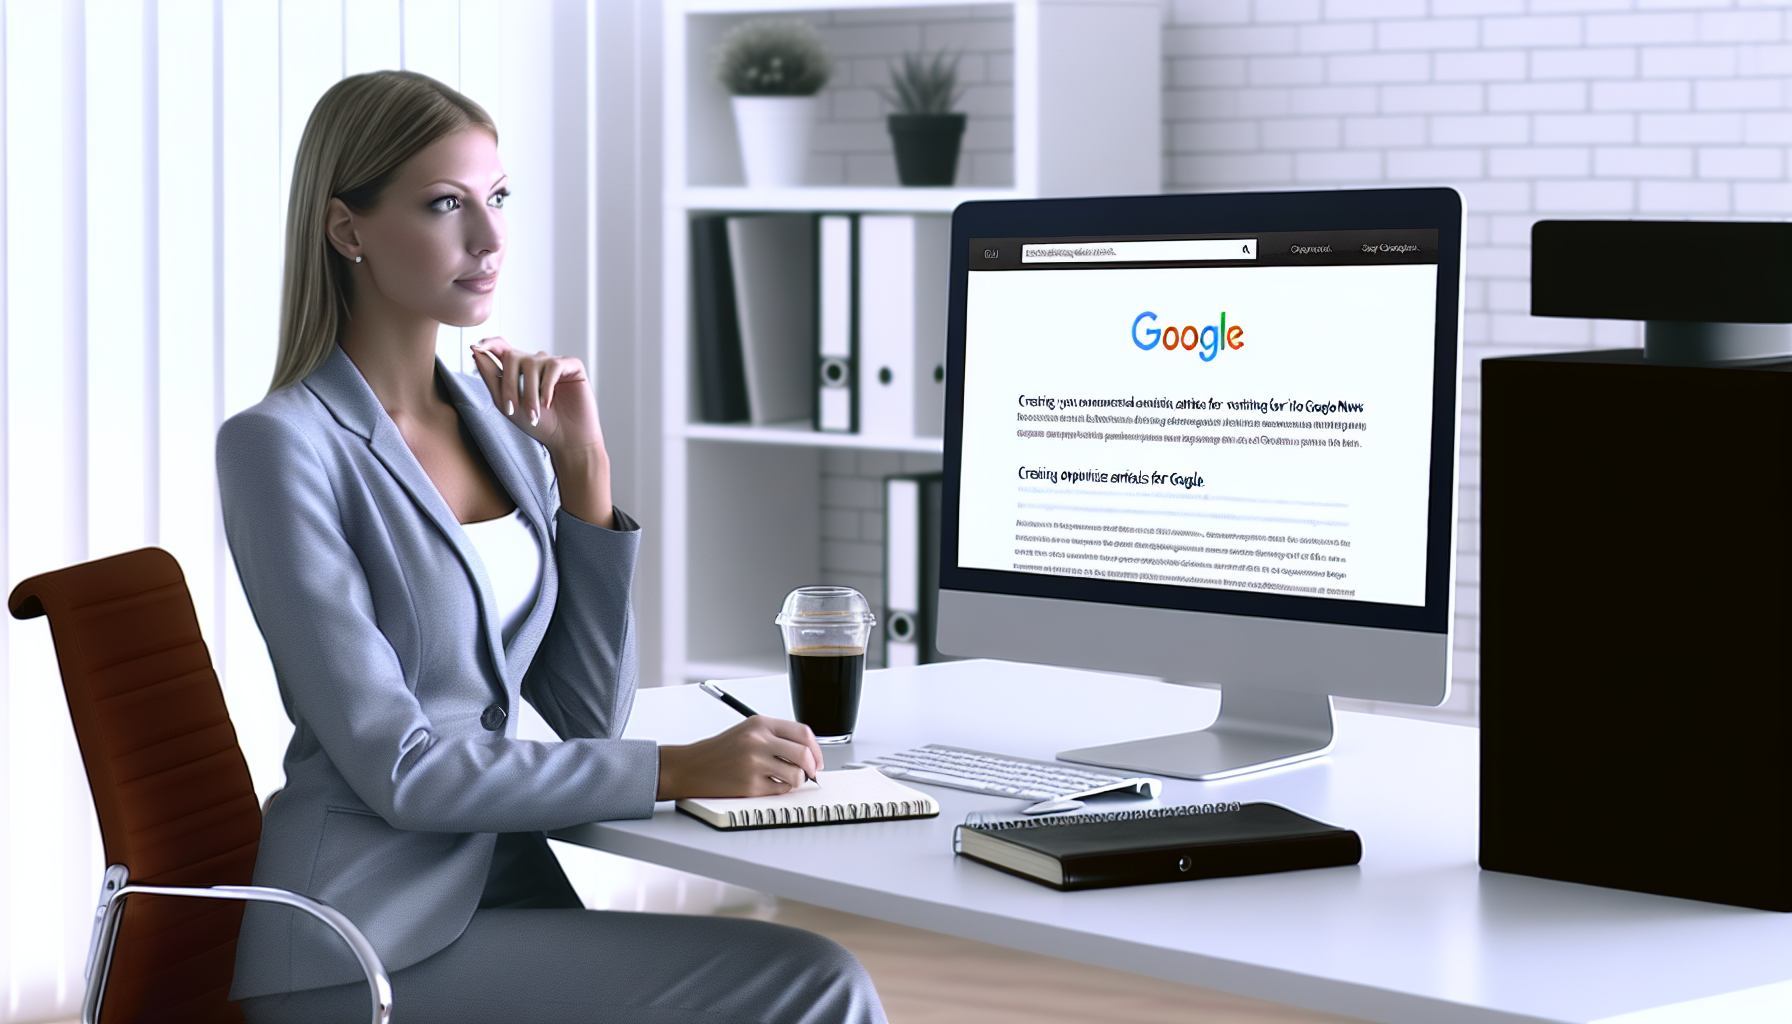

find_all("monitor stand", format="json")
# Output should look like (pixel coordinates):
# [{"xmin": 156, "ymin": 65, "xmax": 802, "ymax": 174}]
[{"xmin": 1057, "ymin": 685, "xmax": 1334, "ymax": 781}]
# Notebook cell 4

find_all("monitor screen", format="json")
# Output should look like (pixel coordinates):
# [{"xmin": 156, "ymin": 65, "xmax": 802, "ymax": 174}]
[{"xmin": 941, "ymin": 191, "xmax": 1462, "ymax": 636}]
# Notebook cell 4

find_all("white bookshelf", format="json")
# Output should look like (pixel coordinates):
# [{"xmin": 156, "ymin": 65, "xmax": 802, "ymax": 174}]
[{"xmin": 658, "ymin": 0, "xmax": 1161, "ymax": 685}]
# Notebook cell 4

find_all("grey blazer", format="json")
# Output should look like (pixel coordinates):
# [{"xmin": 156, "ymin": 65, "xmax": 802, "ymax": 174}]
[{"xmin": 217, "ymin": 346, "xmax": 656, "ymax": 999}]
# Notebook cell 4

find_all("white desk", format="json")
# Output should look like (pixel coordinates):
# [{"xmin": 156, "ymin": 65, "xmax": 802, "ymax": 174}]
[{"xmin": 551, "ymin": 661, "xmax": 1792, "ymax": 1024}]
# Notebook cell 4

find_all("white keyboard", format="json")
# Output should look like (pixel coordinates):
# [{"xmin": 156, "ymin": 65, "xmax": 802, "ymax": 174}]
[{"xmin": 850, "ymin": 745, "xmax": 1161, "ymax": 815}]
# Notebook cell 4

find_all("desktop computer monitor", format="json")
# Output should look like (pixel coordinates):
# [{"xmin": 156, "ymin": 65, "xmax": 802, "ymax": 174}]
[{"xmin": 937, "ymin": 188, "xmax": 1464, "ymax": 780}]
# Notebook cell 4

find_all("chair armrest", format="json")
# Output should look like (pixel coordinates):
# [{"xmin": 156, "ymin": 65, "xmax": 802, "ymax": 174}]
[{"xmin": 84, "ymin": 870, "xmax": 391, "ymax": 1024}]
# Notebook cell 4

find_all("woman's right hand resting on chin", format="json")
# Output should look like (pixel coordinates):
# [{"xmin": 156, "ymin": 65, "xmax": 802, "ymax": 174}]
[{"xmin": 656, "ymin": 716, "xmax": 826, "ymax": 800}]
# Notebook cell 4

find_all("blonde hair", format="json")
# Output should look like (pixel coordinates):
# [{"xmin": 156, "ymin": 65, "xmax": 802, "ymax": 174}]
[{"xmin": 270, "ymin": 71, "xmax": 496, "ymax": 392}]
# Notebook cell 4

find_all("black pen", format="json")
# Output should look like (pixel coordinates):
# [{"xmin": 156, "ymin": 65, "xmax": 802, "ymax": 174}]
[
  {"xmin": 697, "ymin": 681, "xmax": 819, "ymax": 787},
  {"xmin": 698, "ymin": 680, "xmax": 758, "ymax": 717}
]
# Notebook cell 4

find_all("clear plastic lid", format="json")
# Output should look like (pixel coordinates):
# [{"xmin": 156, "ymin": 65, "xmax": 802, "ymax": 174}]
[{"xmin": 775, "ymin": 586, "xmax": 876, "ymax": 626}]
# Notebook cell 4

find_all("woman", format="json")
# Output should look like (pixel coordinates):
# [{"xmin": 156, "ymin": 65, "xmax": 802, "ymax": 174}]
[{"xmin": 218, "ymin": 70, "xmax": 887, "ymax": 1024}]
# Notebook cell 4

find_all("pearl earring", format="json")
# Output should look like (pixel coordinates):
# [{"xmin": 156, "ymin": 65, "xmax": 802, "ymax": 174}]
[{"xmin": 353, "ymin": 255, "xmax": 363, "ymax": 264}]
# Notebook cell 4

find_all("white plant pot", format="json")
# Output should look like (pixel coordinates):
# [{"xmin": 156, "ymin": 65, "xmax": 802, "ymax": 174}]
[{"xmin": 731, "ymin": 95, "xmax": 816, "ymax": 188}]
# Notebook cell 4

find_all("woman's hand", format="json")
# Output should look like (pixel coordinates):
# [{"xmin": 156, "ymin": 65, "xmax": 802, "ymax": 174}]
[
  {"xmin": 469, "ymin": 337, "xmax": 601, "ymax": 453},
  {"xmin": 656, "ymin": 716, "xmax": 826, "ymax": 800},
  {"xmin": 470, "ymin": 337, "xmax": 614, "ymax": 528}
]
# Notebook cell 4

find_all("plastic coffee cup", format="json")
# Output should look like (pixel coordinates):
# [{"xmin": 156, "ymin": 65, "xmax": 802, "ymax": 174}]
[{"xmin": 776, "ymin": 587, "xmax": 875, "ymax": 744}]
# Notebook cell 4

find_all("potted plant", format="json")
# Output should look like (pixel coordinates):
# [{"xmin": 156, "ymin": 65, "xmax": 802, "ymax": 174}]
[
  {"xmin": 881, "ymin": 51, "xmax": 966, "ymax": 187},
  {"xmin": 714, "ymin": 19, "xmax": 833, "ymax": 188}
]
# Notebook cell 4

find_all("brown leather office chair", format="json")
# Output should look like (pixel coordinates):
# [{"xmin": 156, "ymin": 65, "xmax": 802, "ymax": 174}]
[{"xmin": 9, "ymin": 548, "xmax": 390, "ymax": 1024}]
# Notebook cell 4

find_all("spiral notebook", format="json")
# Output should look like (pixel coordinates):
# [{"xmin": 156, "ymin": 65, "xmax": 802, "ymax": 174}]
[{"xmin": 677, "ymin": 768, "xmax": 940, "ymax": 831}]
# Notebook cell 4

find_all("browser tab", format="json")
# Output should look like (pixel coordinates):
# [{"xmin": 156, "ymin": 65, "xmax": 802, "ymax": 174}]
[{"xmin": 972, "ymin": 244, "xmax": 1018, "ymax": 270}]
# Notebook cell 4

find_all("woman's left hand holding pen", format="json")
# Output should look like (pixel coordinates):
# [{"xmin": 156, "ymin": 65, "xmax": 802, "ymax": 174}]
[{"xmin": 469, "ymin": 337, "xmax": 614, "ymax": 529}]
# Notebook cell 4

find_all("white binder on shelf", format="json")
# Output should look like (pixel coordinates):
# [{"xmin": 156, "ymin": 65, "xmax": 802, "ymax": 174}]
[
  {"xmin": 815, "ymin": 214, "xmax": 856, "ymax": 433},
  {"xmin": 884, "ymin": 473, "xmax": 946, "ymax": 668},
  {"xmin": 728, "ymin": 214, "xmax": 815, "ymax": 427},
  {"xmin": 857, "ymin": 215, "xmax": 949, "ymax": 442}
]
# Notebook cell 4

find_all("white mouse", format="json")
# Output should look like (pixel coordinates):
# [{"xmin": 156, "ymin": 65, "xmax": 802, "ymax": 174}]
[{"xmin": 1022, "ymin": 798, "xmax": 1085, "ymax": 815}]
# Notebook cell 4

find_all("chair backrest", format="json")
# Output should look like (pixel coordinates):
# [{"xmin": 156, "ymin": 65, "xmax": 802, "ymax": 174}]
[{"xmin": 10, "ymin": 547, "xmax": 261, "ymax": 1024}]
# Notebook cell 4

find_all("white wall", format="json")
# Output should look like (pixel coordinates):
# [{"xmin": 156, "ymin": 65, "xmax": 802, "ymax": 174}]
[
  {"xmin": 1160, "ymin": 0, "xmax": 1792, "ymax": 720},
  {"xmin": 0, "ymin": 2, "xmax": 604, "ymax": 1019}
]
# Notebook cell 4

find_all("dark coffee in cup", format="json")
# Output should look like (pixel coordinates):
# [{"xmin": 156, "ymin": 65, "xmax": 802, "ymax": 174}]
[
  {"xmin": 776, "ymin": 587, "xmax": 875, "ymax": 744},
  {"xmin": 788, "ymin": 646, "xmax": 864, "ymax": 741}
]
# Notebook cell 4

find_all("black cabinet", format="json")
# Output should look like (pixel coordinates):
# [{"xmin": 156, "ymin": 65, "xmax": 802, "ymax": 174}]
[{"xmin": 1481, "ymin": 348, "xmax": 1792, "ymax": 911}]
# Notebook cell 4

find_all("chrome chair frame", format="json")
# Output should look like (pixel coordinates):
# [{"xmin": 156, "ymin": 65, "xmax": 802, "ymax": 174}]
[{"xmin": 84, "ymin": 863, "xmax": 392, "ymax": 1024}]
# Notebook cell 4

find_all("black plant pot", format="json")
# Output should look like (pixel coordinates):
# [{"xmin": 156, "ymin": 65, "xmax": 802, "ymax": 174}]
[{"xmin": 888, "ymin": 113, "xmax": 966, "ymax": 186}]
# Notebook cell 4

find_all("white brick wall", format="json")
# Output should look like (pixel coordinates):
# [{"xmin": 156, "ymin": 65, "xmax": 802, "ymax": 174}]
[{"xmin": 1164, "ymin": 0, "xmax": 1792, "ymax": 721}]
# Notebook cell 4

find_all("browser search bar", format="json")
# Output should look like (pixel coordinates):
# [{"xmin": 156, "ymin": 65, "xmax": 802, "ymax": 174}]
[{"xmin": 1020, "ymin": 239, "xmax": 1258, "ymax": 264}]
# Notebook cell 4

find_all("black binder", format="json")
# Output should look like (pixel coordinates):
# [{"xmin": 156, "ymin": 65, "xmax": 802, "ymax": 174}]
[
  {"xmin": 954, "ymin": 802, "xmax": 1361, "ymax": 891},
  {"xmin": 690, "ymin": 216, "xmax": 748, "ymax": 423}
]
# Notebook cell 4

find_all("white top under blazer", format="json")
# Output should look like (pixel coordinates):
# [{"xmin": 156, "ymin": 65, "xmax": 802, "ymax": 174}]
[{"xmin": 462, "ymin": 510, "xmax": 544, "ymax": 643}]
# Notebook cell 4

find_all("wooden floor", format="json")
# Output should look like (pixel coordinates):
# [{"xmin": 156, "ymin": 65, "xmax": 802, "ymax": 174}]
[
  {"xmin": 758, "ymin": 898, "xmax": 1370, "ymax": 1024},
  {"xmin": 54, "ymin": 899, "xmax": 1372, "ymax": 1024}
]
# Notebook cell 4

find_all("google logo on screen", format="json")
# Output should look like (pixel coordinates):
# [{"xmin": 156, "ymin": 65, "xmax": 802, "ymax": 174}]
[{"xmin": 1132, "ymin": 311, "xmax": 1244, "ymax": 362}]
